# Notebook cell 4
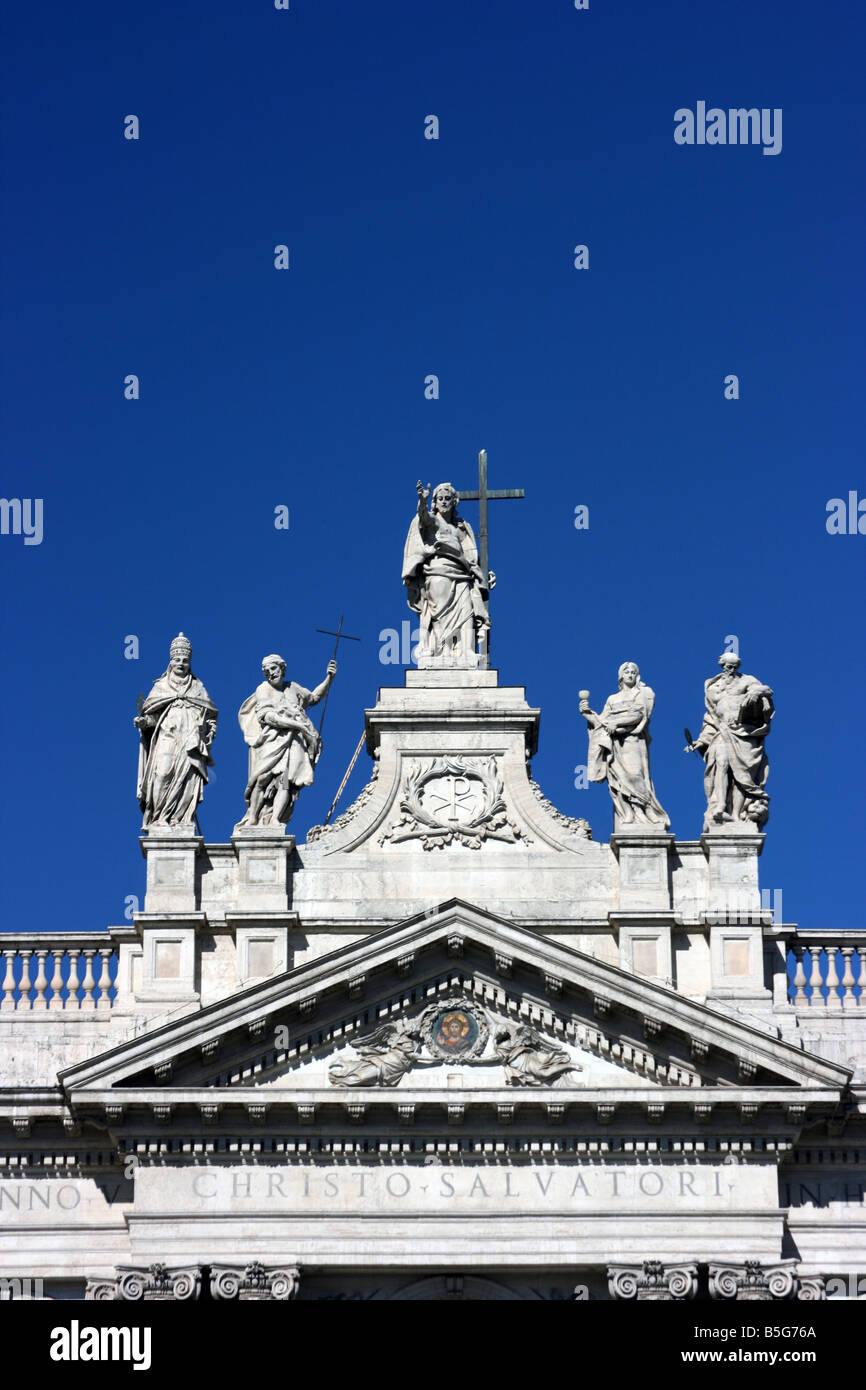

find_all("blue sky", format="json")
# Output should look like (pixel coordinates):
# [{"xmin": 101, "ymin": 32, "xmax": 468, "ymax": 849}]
[{"xmin": 1, "ymin": 0, "xmax": 863, "ymax": 933}]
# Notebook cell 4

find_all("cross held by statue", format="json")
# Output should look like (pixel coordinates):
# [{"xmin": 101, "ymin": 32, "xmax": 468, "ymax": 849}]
[
  {"xmin": 457, "ymin": 449, "xmax": 524, "ymax": 664},
  {"xmin": 315, "ymin": 614, "xmax": 360, "ymax": 736},
  {"xmin": 457, "ymin": 449, "xmax": 524, "ymax": 587}
]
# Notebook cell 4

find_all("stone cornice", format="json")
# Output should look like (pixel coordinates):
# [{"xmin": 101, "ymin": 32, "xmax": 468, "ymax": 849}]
[
  {"xmin": 64, "ymin": 1083, "xmax": 840, "ymax": 1127},
  {"xmin": 57, "ymin": 900, "xmax": 852, "ymax": 1094}
]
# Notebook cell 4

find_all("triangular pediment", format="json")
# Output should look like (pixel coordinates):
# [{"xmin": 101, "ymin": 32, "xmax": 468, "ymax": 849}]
[
  {"xmin": 60, "ymin": 901, "xmax": 849, "ymax": 1127},
  {"xmin": 226, "ymin": 986, "xmax": 667, "ymax": 1095}
]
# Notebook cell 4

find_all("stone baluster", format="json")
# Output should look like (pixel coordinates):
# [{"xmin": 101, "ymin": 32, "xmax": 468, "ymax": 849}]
[
  {"xmin": 824, "ymin": 948, "xmax": 841, "ymax": 1010},
  {"xmin": 97, "ymin": 948, "xmax": 114, "ymax": 1010},
  {"xmin": 17, "ymin": 948, "xmax": 33, "ymax": 1010},
  {"xmin": 808, "ymin": 946, "xmax": 824, "ymax": 1006},
  {"xmin": 80, "ymin": 950, "xmax": 97, "ymax": 1011},
  {"xmin": 66, "ymin": 949, "xmax": 82, "ymax": 1011},
  {"xmin": 791, "ymin": 946, "xmax": 808, "ymax": 1005},
  {"xmin": 49, "ymin": 950, "xmax": 65, "ymax": 1011},
  {"xmin": 857, "ymin": 946, "xmax": 866, "ymax": 1007},
  {"xmin": 839, "ymin": 949, "xmax": 856, "ymax": 1011},
  {"xmin": 2, "ymin": 950, "xmax": 16, "ymax": 1011},
  {"xmin": 32, "ymin": 950, "xmax": 50, "ymax": 1011}
]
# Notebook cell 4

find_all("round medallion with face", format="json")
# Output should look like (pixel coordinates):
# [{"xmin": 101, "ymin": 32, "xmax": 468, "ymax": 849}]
[
  {"xmin": 419, "ymin": 997, "xmax": 490, "ymax": 1061},
  {"xmin": 430, "ymin": 1008, "xmax": 479, "ymax": 1057}
]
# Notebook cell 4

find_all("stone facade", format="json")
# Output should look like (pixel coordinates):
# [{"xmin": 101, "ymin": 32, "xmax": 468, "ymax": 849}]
[{"xmin": 0, "ymin": 665, "xmax": 864, "ymax": 1301}]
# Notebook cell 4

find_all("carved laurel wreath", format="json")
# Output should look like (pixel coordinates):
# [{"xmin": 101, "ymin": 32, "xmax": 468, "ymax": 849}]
[{"xmin": 380, "ymin": 756, "xmax": 528, "ymax": 850}]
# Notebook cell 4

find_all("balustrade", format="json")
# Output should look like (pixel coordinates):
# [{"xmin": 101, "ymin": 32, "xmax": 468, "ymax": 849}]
[
  {"xmin": 0, "ymin": 939, "xmax": 117, "ymax": 1011},
  {"xmin": 787, "ymin": 941, "xmax": 865, "ymax": 1007}
]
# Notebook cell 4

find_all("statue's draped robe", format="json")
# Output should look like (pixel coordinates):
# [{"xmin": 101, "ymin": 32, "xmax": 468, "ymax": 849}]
[
  {"xmin": 238, "ymin": 679, "xmax": 322, "ymax": 818},
  {"xmin": 137, "ymin": 672, "xmax": 216, "ymax": 826},
  {"xmin": 402, "ymin": 511, "xmax": 489, "ymax": 658},
  {"xmin": 697, "ymin": 672, "xmax": 773, "ymax": 825},
  {"xmin": 497, "ymin": 1028, "xmax": 577, "ymax": 1086},
  {"xmin": 329, "ymin": 1033, "xmax": 418, "ymax": 1087},
  {"xmin": 586, "ymin": 683, "xmax": 668, "ymax": 827}
]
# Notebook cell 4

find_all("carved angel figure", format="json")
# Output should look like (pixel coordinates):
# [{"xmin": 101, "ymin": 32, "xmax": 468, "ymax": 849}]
[
  {"xmin": 494, "ymin": 1024, "xmax": 581, "ymax": 1086},
  {"xmin": 328, "ymin": 1022, "xmax": 423, "ymax": 1088}
]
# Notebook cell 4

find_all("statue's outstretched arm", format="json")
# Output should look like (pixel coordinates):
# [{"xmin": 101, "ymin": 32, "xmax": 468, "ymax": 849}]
[{"xmin": 310, "ymin": 660, "xmax": 337, "ymax": 705}]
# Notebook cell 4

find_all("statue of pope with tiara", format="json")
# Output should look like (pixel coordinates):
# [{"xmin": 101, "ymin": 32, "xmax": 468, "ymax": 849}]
[{"xmin": 134, "ymin": 633, "xmax": 218, "ymax": 828}]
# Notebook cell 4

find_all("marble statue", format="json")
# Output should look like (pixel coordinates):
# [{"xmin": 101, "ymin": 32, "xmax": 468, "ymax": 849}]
[
  {"xmin": 135, "ymin": 633, "xmax": 217, "ymax": 829},
  {"xmin": 402, "ymin": 479, "xmax": 494, "ymax": 666},
  {"xmin": 495, "ymin": 1024, "xmax": 581, "ymax": 1086},
  {"xmin": 238, "ymin": 654, "xmax": 337, "ymax": 827},
  {"xmin": 685, "ymin": 653, "xmax": 773, "ymax": 829},
  {"xmin": 579, "ymin": 662, "xmax": 669, "ymax": 829},
  {"xmin": 328, "ymin": 1022, "xmax": 423, "ymax": 1087}
]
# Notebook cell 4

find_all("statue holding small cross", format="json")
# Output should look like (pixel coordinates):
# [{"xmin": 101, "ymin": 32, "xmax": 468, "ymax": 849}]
[
  {"xmin": 237, "ymin": 653, "xmax": 336, "ymax": 828},
  {"xmin": 401, "ymin": 450, "xmax": 523, "ymax": 669}
]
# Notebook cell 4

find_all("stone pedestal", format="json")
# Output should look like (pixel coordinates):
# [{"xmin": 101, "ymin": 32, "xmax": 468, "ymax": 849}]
[
  {"xmin": 702, "ymin": 828, "xmax": 764, "ymax": 918},
  {"xmin": 296, "ymin": 665, "xmax": 612, "ymax": 925},
  {"xmin": 227, "ymin": 912, "xmax": 296, "ymax": 984},
  {"xmin": 611, "ymin": 911, "xmax": 677, "ymax": 988},
  {"xmin": 364, "ymin": 668, "xmax": 541, "ymax": 848},
  {"xmin": 134, "ymin": 913, "xmax": 204, "ymax": 1005},
  {"xmin": 702, "ymin": 830, "xmax": 770, "ymax": 1006},
  {"xmin": 231, "ymin": 826, "xmax": 293, "ymax": 913},
  {"xmin": 140, "ymin": 827, "xmax": 202, "ymax": 913},
  {"xmin": 611, "ymin": 831, "xmax": 674, "ymax": 911}
]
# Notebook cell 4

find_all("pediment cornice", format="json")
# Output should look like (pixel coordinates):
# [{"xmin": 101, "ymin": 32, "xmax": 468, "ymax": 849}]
[{"xmin": 59, "ymin": 899, "xmax": 851, "ymax": 1099}]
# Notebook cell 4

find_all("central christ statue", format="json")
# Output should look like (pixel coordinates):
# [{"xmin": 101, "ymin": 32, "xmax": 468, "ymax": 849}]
[{"xmin": 402, "ymin": 479, "xmax": 494, "ymax": 667}]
